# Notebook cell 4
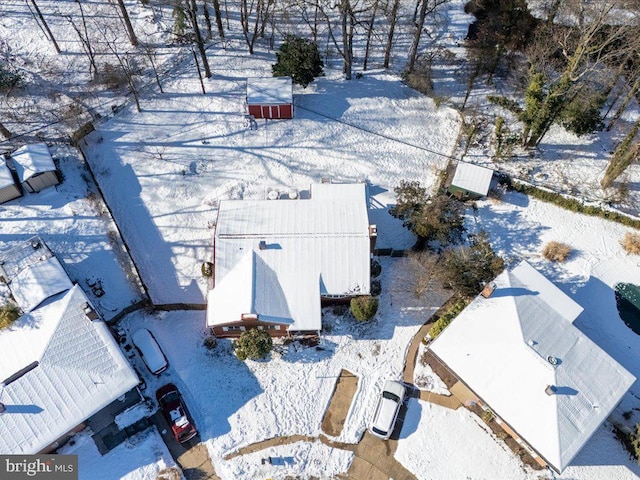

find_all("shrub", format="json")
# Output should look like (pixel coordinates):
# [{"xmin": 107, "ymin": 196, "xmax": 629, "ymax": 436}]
[
  {"xmin": 272, "ymin": 35, "xmax": 323, "ymax": 88},
  {"xmin": 203, "ymin": 335, "xmax": 217, "ymax": 350},
  {"xmin": 371, "ymin": 258, "xmax": 382, "ymax": 278},
  {"xmin": 631, "ymin": 424, "xmax": 640, "ymax": 462},
  {"xmin": 542, "ymin": 241, "xmax": 572, "ymax": 262},
  {"xmin": 560, "ymin": 89, "xmax": 605, "ymax": 136},
  {"xmin": 0, "ymin": 63, "xmax": 22, "ymax": 91},
  {"xmin": 438, "ymin": 231, "xmax": 504, "ymax": 298},
  {"xmin": 201, "ymin": 262, "xmax": 213, "ymax": 278},
  {"xmin": 621, "ymin": 232, "xmax": 640, "ymax": 255},
  {"xmin": 350, "ymin": 296, "xmax": 378, "ymax": 321},
  {"xmin": 428, "ymin": 298, "xmax": 468, "ymax": 338},
  {"xmin": 233, "ymin": 328, "xmax": 273, "ymax": 361},
  {"xmin": 0, "ymin": 302, "xmax": 20, "ymax": 330},
  {"xmin": 481, "ymin": 409, "xmax": 494, "ymax": 423},
  {"xmin": 370, "ymin": 279, "xmax": 382, "ymax": 296}
]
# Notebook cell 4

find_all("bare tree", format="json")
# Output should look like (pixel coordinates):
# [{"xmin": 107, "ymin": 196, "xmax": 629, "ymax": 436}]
[
  {"xmin": 187, "ymin": 0, "xmax": 212, "ymax": 77},
  {"xmin": 319, "ymin": 0, "xmax": 362, "ymax": 80},
  {"xmin": 67, "ymin": 2, "xmax": 98, "ymax": 75},
  {"xmin": 209, "ymin": 0, "xmax": 225, "ymax": 38},
  {"xmin": 201, "ymin": 0, "xmax": 213, "ymax": 39},
  {"xmin": 240, "ymin": 0, "xmax": 275, "ymax": 54},
  {"xmin": 362, "ymin": 0, "xmax": 379, "ymax": 70},
  {"xmin": 27, "ymin": 0, "xmax": 61, "ymax": 54},
  {"xmin": 0, "ymin": 120, "xmax": 11, "ymax": 139},
  {"xmin": 113, "ymin": 0, "xmax": 139, "ymax": 46},
  {"xmin": 144, "ymin": 46, "xmax": 164, "ymax": 93},
  {"xmin": 383, "ymin": 0, "xmax": 399, "ymax": 68},
  {"xmin": 407, "ymin": 0, "xmax": 450, "ymax": 73}
]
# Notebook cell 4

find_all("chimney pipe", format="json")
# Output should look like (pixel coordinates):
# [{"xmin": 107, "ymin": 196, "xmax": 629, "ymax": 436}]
[
  {"xmin": 0, "ymin": 403, "xmax": 5, "ymax": 414},
  {"xmin": 259, "ymin": 240, "xmax": 267, "ymax": 250},
  {"xmin": 545, "ymin": 385, "xmax": 557, "ymax": 396},
  {"xmin": 481, "ymin": 282, "xmax": 497, "ymax": 298}
]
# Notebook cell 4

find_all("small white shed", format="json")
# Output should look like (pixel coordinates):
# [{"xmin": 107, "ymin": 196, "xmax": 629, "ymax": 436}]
[
  {"xmin": 12, "ymin": 143, "xmax": 60, "ymax": 193},
  {"xmin": 448, "ymin": 162, "xmax": 494, "ymax": 199},
  {"xmin": 0, "ymin": 161, "xmax": 21, "ymax": 204}
]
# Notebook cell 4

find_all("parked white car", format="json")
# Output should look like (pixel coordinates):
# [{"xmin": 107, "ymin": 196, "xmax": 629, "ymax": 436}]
[
  {"xmin": 368, "ymin": 380, "xmax": 406, "ymax": 440},
  {"xmin": 132, "ymin": 328, "xmax": 168, "ymax": 375}
]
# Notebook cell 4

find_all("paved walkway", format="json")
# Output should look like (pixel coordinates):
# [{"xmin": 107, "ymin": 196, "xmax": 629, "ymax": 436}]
[{"xmin": 321, "ymin": 369, "xmax": 359, "ymax": 437}]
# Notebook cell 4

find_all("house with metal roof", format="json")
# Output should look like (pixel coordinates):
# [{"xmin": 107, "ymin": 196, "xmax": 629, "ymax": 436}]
[
  {"xmin": 448, "ymin": 161, "xmax": 494, "ymax": 199},
  {"xmin": 207, "ymin": 182, "xmax": 375, "ymax": 337},
  {"xmin": 11, "ymin": 143, "xmax": 60, "ymax": 193},
  {"xmin": 0, "ymin": 239, "xmax": 139, "ymax": 454},
  {"xmin": 429, "ymin": 261, "xmax": 636, "ymax": 472}
]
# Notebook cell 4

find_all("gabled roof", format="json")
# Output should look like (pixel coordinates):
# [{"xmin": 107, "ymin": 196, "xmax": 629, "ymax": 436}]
[
  {"xmin": 247, "ymin": 77, "xmax": 293, "ymax": 105},
  {"xmin": 11, "ymin": 143, "xmax": 56, "ymax": 183},
  {"xmin": 9, "ymin": 256, "xmax": 73, "ymax": 312},
  {"xmin": 211, "ymin": 183, "xmax": 370, "ymax": 331},
  {"xmin": 451, "ymin": 162, "xmax": 494, "ymax": 196},
  {"xmin": 430, "ymin": 261, "xmax": 635, "ymax": 472},
  {"xmin": 0, "ymin": 162, "xmax": 16, "ymax": 189},
  {"xmin": 0, "ymin": 285, "xmax": 139, "ymax": 454}
]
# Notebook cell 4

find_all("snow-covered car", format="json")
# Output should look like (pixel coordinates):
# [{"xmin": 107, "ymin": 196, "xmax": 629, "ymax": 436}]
[
  {"xmin": 156, "ymin": 383, "xmax": 198, "ymax": 443},
  {"xmin": 368, "ymin": 380, "xmax": 406, "ymax": 440},
  {"xmin": 132, "ymin": 328, "xmax": 168, "ymax": 375}
]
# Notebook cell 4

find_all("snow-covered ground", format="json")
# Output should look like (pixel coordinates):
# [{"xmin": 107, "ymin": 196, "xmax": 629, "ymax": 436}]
[
  {"xmin": 58, "ymin": 429, "xmax": 181, "ymax": 480},
  {"xmin": 0, "ymin": 145, "xmax": 143, "ymax": 319},
  {"xmin": 413, "ymin": 343, "xmax": 450, "ymax": 395}
]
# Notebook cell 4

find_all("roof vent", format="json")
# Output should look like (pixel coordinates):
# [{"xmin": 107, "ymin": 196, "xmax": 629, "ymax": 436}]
[
  {"xmin": 481, "ymin": 282, "xmax": 496, "ymax": 298},
  {"xmin": 527, "ymin": 339, "xmax": 537, "ymax": 347},
  {"xmin": 83, "ymin": 302, "xmax": 99, "ymax": 321},
  {"xmin": 545, "ymin": 385, "xmax": 558, "ymax": 396},
  {"xmin": 288, "ymin": 189, "xmax": 298, "ymax": 199},
  {"xmin": 258, "ymin": 240, "xmax": 267, "ymax": 250},
  {"xmin": 547, "ymin": 355, "xmax": 558, "ymax": 366},
  {"xmin": 31, "ymin": 239, "xmax": 41, "ymax": 250},
  {"xmin": 0, "ymin": 403, "xmax": 5, "ymax": 414},
  {"xmin": 267, "ymin": 190, "xmax": 279, "ymax": 200}
]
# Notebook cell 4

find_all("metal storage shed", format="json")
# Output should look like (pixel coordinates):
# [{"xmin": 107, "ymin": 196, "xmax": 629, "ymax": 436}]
[
  {"xmin": 0, "ymin": 161, "xmax": 22, "ymax": 204},
  {"xmin": 247, "ymin": 77, "xmax": 293, "ymax": 119},
  {"xmin": 448, "ymin": 161, "xmax": 494, "ymax": 199},
  {"xmin": 11, "ymin": 143, "xmax": 60, "ymax": 193}
]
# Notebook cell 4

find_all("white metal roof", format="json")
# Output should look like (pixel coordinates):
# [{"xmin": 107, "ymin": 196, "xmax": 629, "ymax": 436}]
[
  {"xmin": 451, "ymin": 162, "xmax": 494, "ymax": 196},
  {"xmin": 210, "ymin": 183, "xmax": 370, "ymax": 332},
  {"xmin": 9, "ymin": 256, "xmax": 73, "ymax": 312},
  {"xmin": 430, "ymin": 261, "xmax": 636, "ymax": 472},
  {"xmin": 247, "ymin": 77, "xmax": 293, "ymax": 105},
  {"xmin": 0, "ymin": 285, "xmax": 139, "ymax": 454},
  {"xmin": 11, "ymin": 143, "xmax": 56, "ymax": 183},
  {"xmin": 0, "ymin": 162, "xmax": 16, "ymax": 189}
]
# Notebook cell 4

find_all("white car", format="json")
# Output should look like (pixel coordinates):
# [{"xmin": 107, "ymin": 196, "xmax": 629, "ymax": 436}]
[
  {"xmin": 132, "ymin": 329, "xmax": 168, "ymax": 375},
  {"xmin": 368, "ymin": 380, "xmax": 406, "ymax": 440}
]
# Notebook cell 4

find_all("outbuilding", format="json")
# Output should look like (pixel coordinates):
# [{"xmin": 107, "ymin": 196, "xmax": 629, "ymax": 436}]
[
  {"xmin": 246, "ymin": 77, "xmax": 293, "ymax": 119},
  {"xmin": 11, "ymin": 143, "xmax": 60, "ymax": 193},
  {"xmin": 448, "ymin": 161, "xmax": 494, "ymax": 200},
  {"xmin": 0, "ymin": 161, "xmax": 21, "ymax": 204}
]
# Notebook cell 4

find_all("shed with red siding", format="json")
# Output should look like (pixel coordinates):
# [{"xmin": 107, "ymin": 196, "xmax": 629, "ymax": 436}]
[{"xmin": 246, "ymin": 77, "xmax": 293, "ymax": 119}]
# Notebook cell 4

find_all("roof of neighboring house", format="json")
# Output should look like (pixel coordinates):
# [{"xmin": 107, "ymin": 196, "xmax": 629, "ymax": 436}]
[
  {"xmin": 11, "ymin": 143, "xmax": 56, "ymax": 183},
  {"xmin": 0, "ymin": 285, "xmax": 139, "ymax": 454},
  {"xmin": 247, "ymin": 77, "xmax": 293, "ymax": 105},
  {"xmin": 210, "ymin": 183, "xmax": 371, "ymax": 331},
  {"xmin": 9, "ymin": 256, "xmax": 73, "ymax": 312},
  {"xmin": 450, "ymin": 162, "xmax": 494, "ymax": 196},
  {"xmin": 430, "ymin": 261, "xmax": 636, "ymax": 472},
  {"xmin": 0, "ymin": 162, "xmax": 16, "ymax": 189}
]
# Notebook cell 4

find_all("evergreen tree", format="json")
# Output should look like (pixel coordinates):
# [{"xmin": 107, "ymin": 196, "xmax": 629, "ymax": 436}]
[{"xmin": 272, "ymin": 35, "xmax": 323, "ymax": 88}]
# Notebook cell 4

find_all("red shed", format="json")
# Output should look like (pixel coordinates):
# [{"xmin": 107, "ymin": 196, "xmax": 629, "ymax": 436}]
[{"xmin": 246, "ymin": 77, "xmax": 293, "ymax": 119}]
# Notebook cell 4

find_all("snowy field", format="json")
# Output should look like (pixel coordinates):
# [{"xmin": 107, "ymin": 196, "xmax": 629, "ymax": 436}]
[{"xmin": 58, "ymin": 429, "xmax": 181, "ymax": 480}]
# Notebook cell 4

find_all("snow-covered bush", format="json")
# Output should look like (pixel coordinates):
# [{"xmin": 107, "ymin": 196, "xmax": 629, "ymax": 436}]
[
  {"xmin": 350, "ymin": 295, "xmax": 378, "ymax": 321},
  {"xmin": 233, "ymin": 328, "xmax": 273, "ymax": 361}
]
